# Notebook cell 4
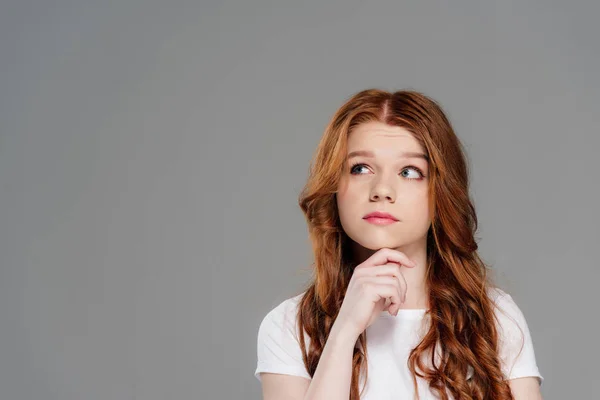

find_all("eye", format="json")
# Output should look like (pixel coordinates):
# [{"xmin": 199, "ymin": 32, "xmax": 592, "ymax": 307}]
[
  {"xmin": 400, "ymin": 166, "xmax": 425, "ymax": 180},
  {"xmin": 349, "ymin": 163, "xmax": 425, "ymax": 180},
  {"xmin": 349, "ymin": 163, "xmax": 369, "ymax": 174}
]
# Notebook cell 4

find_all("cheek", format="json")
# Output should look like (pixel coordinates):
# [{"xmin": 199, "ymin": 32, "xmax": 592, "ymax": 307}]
[
  {"xmin": 336, "ymin": 190, "xmax": 360, "ymax": 226},
  {"xmin": 336, "ymin": 192, "xmax": 353, "ymax": 218},
  {"xmin": 336, "ymin": 180, "xmax": 356, "ymax": 206},
  {"xmin": 405, "ymin": 196, "xmax": 431, "ymax": 223}
]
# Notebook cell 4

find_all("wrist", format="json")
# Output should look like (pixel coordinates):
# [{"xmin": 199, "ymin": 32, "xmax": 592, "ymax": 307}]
[{"xmin": 329, "ymin": 321, "xmax": 360, "ymax": 349}]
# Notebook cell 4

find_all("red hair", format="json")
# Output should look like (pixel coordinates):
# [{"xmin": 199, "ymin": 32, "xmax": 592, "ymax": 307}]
[{"xmin": 296, "ymin": 89, "xmax": 514, "ymax": 399}]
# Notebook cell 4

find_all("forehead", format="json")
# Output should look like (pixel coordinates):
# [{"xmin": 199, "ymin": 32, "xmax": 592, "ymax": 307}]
[{"xmin": 347, "ymin": 121, "xmax": 423, "ymax": 153}]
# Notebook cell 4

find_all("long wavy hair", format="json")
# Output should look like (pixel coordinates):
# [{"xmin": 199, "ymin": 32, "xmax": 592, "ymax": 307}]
[{"xmin": 296, "ymin": 89, "xmax": 514, "ymax": 400}]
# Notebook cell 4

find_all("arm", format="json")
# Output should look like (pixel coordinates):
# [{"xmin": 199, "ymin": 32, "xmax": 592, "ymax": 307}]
[
  {"xmin": 258, "ymin": 250, "xmax": 415, "ymax": 400},
  {"xmin": 261, "ymin": 321, "xmax": 358, "ymax": 400},
  {"xmin": 509, "ymin": 377, "xmax": 543, "ymax": 400},
  {"xmin": 494, "ymin": 291, "xmax": 545, "ymax": 399}
]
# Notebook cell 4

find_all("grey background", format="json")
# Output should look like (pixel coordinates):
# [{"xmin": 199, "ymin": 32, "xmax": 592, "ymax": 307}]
[{"xmin": 1, "ymin": 1, "xmax": 598, "ymax": 399}]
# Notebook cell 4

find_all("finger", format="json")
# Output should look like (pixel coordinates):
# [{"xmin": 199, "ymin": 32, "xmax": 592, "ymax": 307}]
[
  {"xmin": 362, "ymin": 283, "xmax": 402, "ymax": 314},
  {"xmin": 358, "ymin": 277, "xmax": 403, "ymax": 312},
  {"xmin": 365, "ymin": 265, "xmax": 408, "ymax": 312},
  {"xmin": 382, "ymin": 272, "xmax": 406, "ymax": 315},
  {"xmin": 355, "ymin": 248, "xmax": 417, "ymax": 270},
  {"xmin": 398, "ymin": 269, "xmax": 407, "ymax": 304},
  {"xmin": 371, "ymin": 284, "xmax": 402, "ymax": 313},
  {"xmin": 353, "ymin": 262, "xmax": 413, "ymax": 281},
  {"xmin": 358, "ymin": 276, "xmax": 401, "ymax": 293},
  {"xmin": 383, "ymin": 296, "xmax": 392, "ymax": 309},
  {"xmin": 360, "ymin": 264, "xmax": 406, "ymax": 289}
]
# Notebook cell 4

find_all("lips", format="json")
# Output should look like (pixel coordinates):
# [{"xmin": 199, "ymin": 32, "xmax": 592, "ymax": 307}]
[{"xmin": 363, "ymin": 211, "xmax": 398, "ymax": 221}]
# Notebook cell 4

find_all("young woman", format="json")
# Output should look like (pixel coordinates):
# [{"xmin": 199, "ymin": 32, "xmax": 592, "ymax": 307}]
[{"xmin": 254, "ymin": 89, "xmax": 544, "ymax": 400}]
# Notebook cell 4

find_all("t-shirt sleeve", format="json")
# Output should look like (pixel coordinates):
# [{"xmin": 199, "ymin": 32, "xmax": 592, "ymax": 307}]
[
  {"xmin": 494, "ymin": 290, "xmax": 544, "ymax": 386},
  {"xmin": 254, "ymin": 296, "xmax": 312, "ymax": 382}
]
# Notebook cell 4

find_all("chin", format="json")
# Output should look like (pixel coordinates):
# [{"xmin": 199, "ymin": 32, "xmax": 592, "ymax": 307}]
[{"xmin": 351, "ymin": 235, "xmax": 405, "ymax": 251}]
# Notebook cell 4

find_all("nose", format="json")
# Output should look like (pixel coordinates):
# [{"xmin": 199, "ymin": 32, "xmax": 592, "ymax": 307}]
[{"xmin": 370, "ymin": 182, "xmax": 396, "ymax": 202}]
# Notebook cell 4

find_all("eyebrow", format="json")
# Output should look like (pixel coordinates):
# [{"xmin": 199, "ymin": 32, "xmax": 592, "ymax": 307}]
[{"xmin": 347, "ymin": 150, "xmax": 429, "ymax": 161}]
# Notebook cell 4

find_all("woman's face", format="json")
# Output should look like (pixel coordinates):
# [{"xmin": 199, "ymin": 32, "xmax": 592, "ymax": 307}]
[{"xmin": 336, "ymin": 121, "xmax": 431, "ymax": 253}]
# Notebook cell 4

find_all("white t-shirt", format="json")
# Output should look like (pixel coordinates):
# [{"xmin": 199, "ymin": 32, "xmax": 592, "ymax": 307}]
[{"xmin": 255, "ymin": 287, "xmax": 543, "ymax": 399}]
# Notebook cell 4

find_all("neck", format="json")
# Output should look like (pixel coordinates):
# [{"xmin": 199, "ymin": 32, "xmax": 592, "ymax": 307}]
[{"xmin": 351, "ymin": 240, "xmax": 430, "ymax": 309}]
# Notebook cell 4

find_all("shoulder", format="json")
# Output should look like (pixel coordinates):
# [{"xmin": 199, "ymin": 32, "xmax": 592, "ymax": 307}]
[
  {"xmin": 487, "ymin": 287, "xmax": 528, "ymax": 334},
  {"xmin": 487, "ymin": 286, "xmax": 511, "ymax": 304},
  {"xmin": 487, "ymin": 287, "xmax": 544, "ymax": 384},
  {"xmin": 259, "ymin": 292, "xmax": 305, "ymax": 331},
  {"xmin": 257, "ymin": 291, "xmax": 309, "ymax": 352},
  {"xmin": 255, "ymin": 291, "xmax": 311, "ymax": 381},
  {"xmin": 487, "ymin": 287, "xmax": 530, "ymax": 344}
]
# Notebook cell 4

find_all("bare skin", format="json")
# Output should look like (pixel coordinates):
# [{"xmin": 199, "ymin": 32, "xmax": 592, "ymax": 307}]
[
  {"xmin": 263, "ymin": 248, "xmax": 416, "ymax": 400},
  {"xmin": 260, "ymin": 249, "xmax": 542, "ymax": 399},
  {"xmin": 337, "ymin": 121, "xmax": 432, "ymax": 310},
  {"xmin": 260, "ymin": 121, "xmax": 542, "ymax": 399}
]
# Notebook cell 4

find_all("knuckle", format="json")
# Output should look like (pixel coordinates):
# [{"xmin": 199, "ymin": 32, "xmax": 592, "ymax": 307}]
[{"xmin": 351, "ymin": 276, "xmax": 362, "ymax": 286}]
